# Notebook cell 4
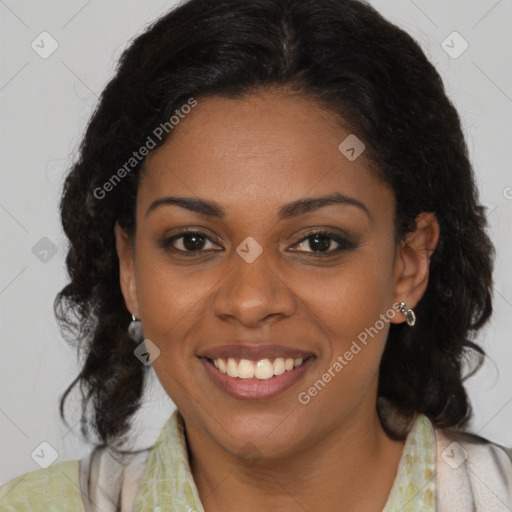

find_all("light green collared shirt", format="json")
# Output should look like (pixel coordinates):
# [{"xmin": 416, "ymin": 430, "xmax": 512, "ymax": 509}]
[{"xmin": 0, "ymin": 410, "xmax": 436, "ymax": 511}]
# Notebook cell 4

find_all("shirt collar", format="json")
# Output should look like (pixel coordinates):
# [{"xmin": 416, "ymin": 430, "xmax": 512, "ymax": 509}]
[
  {"xmin": 134, "ymin": 409, "xmax": 436, "ymax": 512},
  {"xmin": 382, "ymin": 413, "xmax": 436, "ymax": 511}
]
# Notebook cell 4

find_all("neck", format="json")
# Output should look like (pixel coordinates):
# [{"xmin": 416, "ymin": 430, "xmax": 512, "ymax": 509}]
[{"xmin": 186, "ymin": 407, "xmax": 406, "ymax": 512}]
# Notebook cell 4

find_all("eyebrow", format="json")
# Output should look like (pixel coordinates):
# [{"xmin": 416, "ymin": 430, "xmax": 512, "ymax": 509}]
[{"xmin": 146, "ymin": 192, "xmax": 371, "ymax": 220}]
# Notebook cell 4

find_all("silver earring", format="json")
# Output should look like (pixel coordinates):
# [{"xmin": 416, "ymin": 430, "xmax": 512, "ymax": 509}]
[
  {"xmin": 128, "ymin": 314, "xmax": 143, "ymax": 342},
  {"xmin": 398, "ymin": 302, "xmax": 416, "ymax": 327}
]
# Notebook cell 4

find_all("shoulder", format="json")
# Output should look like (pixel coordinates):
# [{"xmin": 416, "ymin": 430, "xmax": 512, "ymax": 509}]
[
  {"xmin": 0, "ymin": 460, "xmax": 85, "ymax": 512},
  {"xmin": 438, "ymin": 427, "xmax": 512, "ymax": 467},
  {"xmin": 80, "ymin": 445, "xmax": 151, "ymax": 512},
  {"xmin": 434, "ymin": 426, "xmax": 512, "ymax": 510}
]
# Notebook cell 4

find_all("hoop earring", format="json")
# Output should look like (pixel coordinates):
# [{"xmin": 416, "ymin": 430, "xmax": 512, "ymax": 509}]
[
  {"xmin": 128, "ymin": 314, "xmax": 143, "ymax": 342},
  {"xmin": 398, "ymin": 302, "xmax": 416, "ymax": 327}
]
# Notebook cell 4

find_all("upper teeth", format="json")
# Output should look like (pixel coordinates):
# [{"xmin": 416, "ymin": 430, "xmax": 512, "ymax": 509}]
[{"xmin": 212, "ymin": 357, "xmax": 305, "ymax": 380}]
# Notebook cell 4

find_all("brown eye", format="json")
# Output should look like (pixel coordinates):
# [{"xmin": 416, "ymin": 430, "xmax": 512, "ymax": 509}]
[
  {"xmin": 290, "ymin": 231, "xmax": 355, "ymax": 255},
  {"xmin": 162, "ymin": 230, "xmax": 220, "ymax": 255}
]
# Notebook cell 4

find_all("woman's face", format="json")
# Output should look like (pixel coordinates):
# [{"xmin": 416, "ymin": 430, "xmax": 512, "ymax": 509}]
[{"xmin": 116, "ymin": 89, "xmax": 434, "ymax": 459}]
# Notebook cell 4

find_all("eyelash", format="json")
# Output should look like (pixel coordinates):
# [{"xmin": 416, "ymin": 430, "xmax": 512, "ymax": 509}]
[{"xmin": 161, "ymin": 228, "xmax": 355, "ymax": 257}]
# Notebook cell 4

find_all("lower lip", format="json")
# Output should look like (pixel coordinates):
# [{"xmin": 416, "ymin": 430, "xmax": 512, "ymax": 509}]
[{"xmin": 199, "ymin": 357, "xmax": 315, "ymax": 400}]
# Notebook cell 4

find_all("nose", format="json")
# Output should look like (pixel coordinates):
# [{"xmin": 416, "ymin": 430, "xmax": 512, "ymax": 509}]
[{"xmin": 212, "ymin": 246, "xmax": 297, "ymax": 328}]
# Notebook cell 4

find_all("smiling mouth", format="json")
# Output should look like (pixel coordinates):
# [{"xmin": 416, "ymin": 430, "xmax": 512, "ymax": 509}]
[{"xmin": 202, "ymin": 356, "xmax": 313, "ymax": 380}]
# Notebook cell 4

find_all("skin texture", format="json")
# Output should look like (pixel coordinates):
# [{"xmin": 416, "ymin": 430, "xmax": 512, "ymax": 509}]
[{"xmin": 115, "ymin": 89, "xmax": 439, "ymax": 512}]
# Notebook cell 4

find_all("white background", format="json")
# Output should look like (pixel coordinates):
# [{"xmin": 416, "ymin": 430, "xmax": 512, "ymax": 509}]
[{"xmin": 1, "ymin": 0, "xmax": 511, "ymax": 485}]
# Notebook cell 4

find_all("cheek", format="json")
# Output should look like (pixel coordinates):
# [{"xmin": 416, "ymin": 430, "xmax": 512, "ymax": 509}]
[
  {"xmin": 132, "ymin": 246, "xmax": 206, "ymax": 349},
  {"xmin": 296, "ymin": 268, "xmax": 394, "ymax": 417},
  {"xmin": 304, "ymin": 252, "xmax": 395, "ymax": 369},
  {"xmin": 310, "ymin": 255, "xmax": 394, "ymax": 327}
]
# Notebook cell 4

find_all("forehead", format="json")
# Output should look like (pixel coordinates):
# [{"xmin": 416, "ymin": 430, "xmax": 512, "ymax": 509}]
[{"xmin": 138, "ymin": 91, "xmax": 394, "ymax": 223}]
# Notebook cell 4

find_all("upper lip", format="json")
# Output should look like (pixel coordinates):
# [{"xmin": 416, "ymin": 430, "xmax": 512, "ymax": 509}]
[{"xmin": 197, "ymin": 344, "xmax": 315, "ymax": 360}]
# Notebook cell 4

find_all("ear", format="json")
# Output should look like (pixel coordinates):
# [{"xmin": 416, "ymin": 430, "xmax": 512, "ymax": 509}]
[
  {"xmin": 390, "ymin": 212, "xmax": 440, "ymax": 324},
  {"xmin": 114, "ymin": 222, "xmax": 140, "ymax": 318}
]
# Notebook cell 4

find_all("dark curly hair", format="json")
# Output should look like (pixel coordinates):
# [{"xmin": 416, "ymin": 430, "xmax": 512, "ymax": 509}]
[{"xmin": 56, "ymin": 0, "xmax": 495, "ymax": 449}]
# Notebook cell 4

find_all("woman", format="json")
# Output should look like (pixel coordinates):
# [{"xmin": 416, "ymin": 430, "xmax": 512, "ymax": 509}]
[{"xmin": 1, "ymin": 0, "xmax": 511, "ymax": 510}]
